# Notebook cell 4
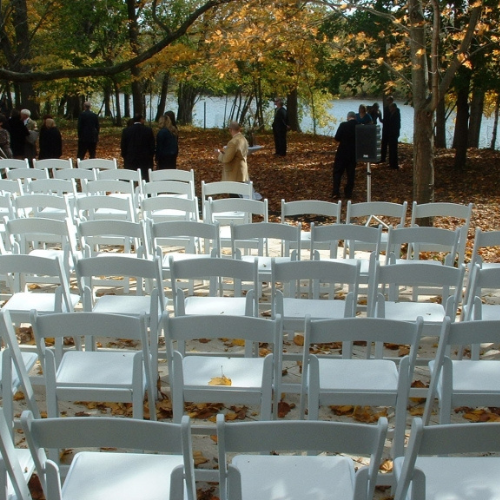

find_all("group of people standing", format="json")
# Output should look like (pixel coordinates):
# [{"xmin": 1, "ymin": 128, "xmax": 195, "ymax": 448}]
[{"xmin": 332, "ymin": 96, "xmax": 401, "ymax": 200}]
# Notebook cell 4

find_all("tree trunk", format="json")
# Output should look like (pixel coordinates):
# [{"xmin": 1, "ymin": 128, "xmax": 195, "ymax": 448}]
[
  {"xmin": 410, "ymin": 0, "xmax": 434, "ymax": 205},
  {"xmin": 177, "ymin": 82, "xmax": 198, "ymax": 125},
  {"xmin": 126, "ymin": 0, "xmax": 143, "ymax": 117},
  {"xmin": 435, "ymin": 97, "xmax": 447, "ymax": 148},
  {"xmin": 468, "ymin": 85, "xmax": 484, "ymax": 148},
  {"xmin": 113, "ymin": 81, "xmax": 122, "ymax": 127},
  {"xmin": 155, "ymin": 73, "xmax": 170, "ymax": 122},
  {"xmin": 124, "ymin": 94, "xmax": 130, "ymax": 118},
  {"xmin": 453, "ymin": 85, "xmax": 469, "ymax": 170},
  {"xmin": 287, "ymin": 88, "xmax": 301, "ymax": 132},
  {"xmin": 103, "ymin": 84, "xmax": 112, "ymax": 117},
  {"xmin": 490, "ymin": 93, "xmax": 499, "ymax": 150}
]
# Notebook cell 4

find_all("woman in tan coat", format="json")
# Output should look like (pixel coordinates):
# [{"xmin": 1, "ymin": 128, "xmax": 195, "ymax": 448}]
[{"xmin": 217, "ymin": 121, "xmax": 249, "ymax": 182}]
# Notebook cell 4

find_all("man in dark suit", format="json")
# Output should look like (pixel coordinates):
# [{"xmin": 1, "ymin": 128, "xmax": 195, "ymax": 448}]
[
  {"xmin": 120, "ymin": 114, "xmax": 155, "ymax": 182},
  {"xmin": 332, "ymin": 111, "xmax": 358, "ymax": 199},
  {"xmin": 77, "ymin": 101, "xmax": 100, "ymax": 159},
  {"xmin": 272, "ymin": 98, "xmax": 290, "ymax": 156}
]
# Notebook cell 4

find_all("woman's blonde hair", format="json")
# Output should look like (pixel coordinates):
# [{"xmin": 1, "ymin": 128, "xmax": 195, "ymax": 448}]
[{"xmin": 159, "ymin": 113, "xmax": 178, "ymax": 136}]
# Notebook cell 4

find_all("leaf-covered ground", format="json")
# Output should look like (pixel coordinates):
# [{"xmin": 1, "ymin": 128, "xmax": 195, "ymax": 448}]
[{"xmin": 63, "ymin": 125, "xmax": 500, "ymax": 261}]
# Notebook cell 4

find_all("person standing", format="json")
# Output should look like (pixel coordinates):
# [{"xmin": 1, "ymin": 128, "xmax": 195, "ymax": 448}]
[
  {"xmin": 77, "ymin": 101, "xmax": 100, "ymax": 160},
  {"xmin": 21, "ymin": 109, "xmax": 38, "ymax": 167},
  {"xmin": 39, "ymin": 117, "xmax": 63, "ymax": 160},
  {"xmin": 0, "ymin": 114, "xmax": 13, "ymax": 158},
  {"xmin": 386, "ymin": 102, "xmax": 401, "ymax": 170},
  {"xmin": 156, "ymin": 111, "xmax": 179, "ymax": 169},
  {"xmin": 355, "ymin": 104, "xmax": 373, "ymax": 125},
  {"xmin": 9, "ymin": 109, "xmax": 29, "ymax": 159},
  {"xmin": 120, "ymin": 114, "xmax": 155, "ymax": 182},
  {"xmin": 380, "ymin": 95, "xmax": 394, "ymax": 163},
  {"xmin": 332, "ymin": 111, "xmax": 358, "ymax": 199},
  {"xmin": 216, "ymin": 121, "xmax": 249, "ymax": 183},
  {"xmin": 272, "ymin": 98, "xmax": 289, "ymax": 157}
]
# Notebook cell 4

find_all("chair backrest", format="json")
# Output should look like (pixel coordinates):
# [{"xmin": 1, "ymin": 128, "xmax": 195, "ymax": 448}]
[
  {"xmin": 76, "ymin": 219, "xmax": 148, "ymax": 258},
  {"xmin": 346, "ymin": 200, "xmax": 408, "ymax": 228},
  {"xmin": 271, "ymin": 259, "xmax": 360, "ymax": 315},
  {"xmin": 150, "ymin": 220, "xmax": 220, "ymax": 258},
  {"xmin": 423, "ymin": 316, "xmax": 500, "ymax": 425},
  {"xmin": 143, "ymin": 179, "xmax": 195, "ymax": 199},
  {"xmin": 216, "ymin": 413, "xmax": 388, "ymax": 500},
  {"xmin": 97, "ymin": 167, "xmax": 142, "ymax": 183},
  {"xmin": 33, "ymin": 158, "xmax": 73, "ymax": 171},
  {"xmin": 6, "ymin": 167, "xmax": 49, "ymax": 181},
  {"xmin": 201, "ymin": 181, "xmax": 253, "ymax": 219},
  {"xmin": 393, "ymin": 417, "xmax": 500, "ymax": 500},
  {"xmin": 54, "ymin": 167, "xmax": 97, "ymax": 182},
  {"xmin": 410, "ymin": 201, "xmax": 473, "ymax": 264},
  {"xmin": 83, "ymin": 178, "xmax": 135, "ymax": 196},
  {"xmin": 170, "ymin": 256, "xmax": 258, "ymax": 314},
  {"xmin": 27, "ymin": 178, "xmax": 77, "ymax": 197},
  {"xmin": 149, "ymin": 168, "xmax": 194, "ymax": 183},
  {"xmin": 386, "ymin": 226, "xmax": 461, "ymax": 266},
  {"xmin": 469, "ymin": 228, "xmax": 500, "ymax": 270},
  {"xmin": 206, "ymin": 197, "xmax": 268, "ymax": 225},
  {"xmin": 12, "ymin": 193, "xmax": 71, "ymax": 220},
  {"xmin": 0, "ymin": 159, "xmax": 29, "ymax": 169},
  {"xmin": 368, "ymin": 261, "xmax": 466, "ymax": 318},
  {"xmin": 281, "ymin": 199, "xmax": 342, "ymax": 224},
  {"xmin": 77, "ymin": 158, "xmax": 118, "ymax": 169},
  {"xmin": 463, "ymin": 264, "xmax": 500, "ymax": 321},
  {"xmin": 0, "ymin": 178, "xmax": 23, "ymax": 196},
  {"xmin": 75, "ymin": 193, "xmax": 136, "ymax": 222},
  {"xmin": 141, "ymin": 196, "xmax": 199, "ymax": 223},
  {"xmin": 310, "ymin": 222, "xmax": 382, "ymax": 260},
  {"xmin": 21, "ymin": 410, "xmax": 195, "ymax": 500},
  {"xmin": 231, "ymin": 221, "xmax": 301, "ymax": 259}
]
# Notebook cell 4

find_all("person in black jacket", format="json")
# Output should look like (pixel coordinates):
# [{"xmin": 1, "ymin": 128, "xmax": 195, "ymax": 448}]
[
  {"xmin": 8, "ymin": 109, "xmax": 29, "ymax": 159},
  {"xmin": 272, "ymin": 98, "xmax": 290, "ymax": 156},
  {"xmin": 156, "ymin": 111, "xmax": 179, "ymax": 169},
  {"xmin": 77, "ymin": 101, "xmax": 100, "ymax": 160},
  {"xmin": 386, "ymin": 102, "xmax": 401, "ymax": 170},
  {"xmin": 39, "ymin": 117, "xmax": 62, "ymax": 160},
  {"xmin": 332, "ymin": 111, "xmax": 358, "ymax": 199},
  {"xmin": 120, "ymin": 114, "xmax": 155, "ymax": 181}
]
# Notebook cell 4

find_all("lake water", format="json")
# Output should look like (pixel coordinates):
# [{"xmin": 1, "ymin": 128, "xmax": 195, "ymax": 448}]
[{"xmin": 146, "ymin": 95, "xmax": 496, "ymax": 149}]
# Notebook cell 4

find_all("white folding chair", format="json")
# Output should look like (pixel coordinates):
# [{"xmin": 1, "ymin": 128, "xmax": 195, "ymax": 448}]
[
  {"xmin": 54, "ymin": 167, "xmax": 96, "ymax": 182},
  {"xmin": 150, "ymin": 220, "xmax": 220, "ymax": 292},
  {"xmin": 0, "ymin": 159, "xmax": 29, "ymax": 170},
  {"xmin": 77, "ymin": 157, "xmax": 118, "ymax": 170},
  {"xmin": 33, "ymin": 158, "xmax": 73, "ymax": 173},
  {"xmin": 27, "ymin": 178, "xmax": 77, "ymax": 196},
  {"xmin": 463, "ymin": 265, "xmax": 500, "ymax": 321},
  {"xmin": 6, "ymin": 168, "xmax": 49, "ymax": 182},
  {"xmin": 31, "ymin": 310, "xmax": 156, "ymax": 420},
  {"xmin": 12, "ymin": 193, "xmax": 72, "ymax": 221},
  {"xmin": 393, "ymin": 417, "xmax": 500, "ymax": 500},
  {"xmin": 346, "ymin": 201, "xmax": 408, "ymax": 244},
  {"xmin": 301, "ymin": 315, "xmax": 423, "ymax": 457},
  {"xmin": 271, "ymin": 259, "xmax": 361, "ymax": 333},
  {"xmin": 75, "ymin": 255, "xmax": 165, "ymax": 382},
  {"xmin": 201, "ymin": 181, "xmax": 253, "ymax": 219},
  {"xmin": 281, "ymin": 199, "xmax": 342, "ymax": 254},
  {"xmin": 386, "ymin": 226, "xmax": 460, "ymax": 266},
  {"xmin": 217, "ymin": 413, "xmax": 388, "ymax": 500},
  {"xmin": 368, "ymin": 261, "xmax": 465, "ymax": 338},
  {"xmin": 149, "ymin": 167, "xmax": 194, "ymax": 184},
  {"xmin": 0, "ymin": 178, "xmax": 23, "ymax": 197},
  {"xmin": 410, "ymin": 201, "xmax": 473, "ymax": 265},
  {"xmin": 75, "ymin": 193, "xmax": 136, "ymax": 222},
  {"xmin": 423, "ymin": 317, "xmax": 500, "ymax": 425},
  {"xmin": 143, "ymin": 180, "xmax": 195, "ymax": 199},
  {"xmin": 165, "ymin": 314, "xmax": 282, "ymax": 423},
  {"xmin": 5, "ymin": 217, "xmax": 77, "ymax": 281},
  {"xmin": 21, "ymin": 410, "xmax": 196, "ymax": 500},
  {"xmin": 0, "ymin": 407, "xmax": 34, "ymax": 500},
  {"xmin": 0, "ymin": 254, "xmax": 79, "ymax": 324},
  {"xmin": 170, "ymin": 256, "xmax": 258, "ymax": 317},
  {"xmin": 141, "ymin": 196, "xmax": 199, "ymax": 223}
]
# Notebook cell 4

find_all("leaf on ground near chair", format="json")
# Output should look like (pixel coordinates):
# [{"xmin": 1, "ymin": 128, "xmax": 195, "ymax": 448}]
[
  {"xmin": 462, "ymin": 408, "xmax": 500, "ymax": 422},
  {"xmin": 28, "ymin": 473, "xmax": 45, "ymax": 500},
  {"xmin": 330, "ymin": 405, "xmax": 354, "ymax": 416},
  {"xmin": 210, "ymin": 435, "xmax": 218, "ymax": 444},
  {"xmin": 197, "ymin": 486, "xmax": 219, "ymax": 500},
  {"xmin": 409, "ymin": 406, "xmax": 424, "ymax": 416},
  {"xmin": 352, "ymin": 405, "xmax": 388, "ymax": 423},
  {"xmin": 430, "ymin": 295, "xmax": 442, "ymax": 304},
  {"xmin": 74, "ymin": 411, "xmax": 91, "ymax": 417},
  {"xmin": 229, "ymin": 405, "xmax": 248, "ymax": 419},
  {"xmin": 353, "ymin": 340, "xmax": 367, "ymax": 346},
  {"xmin": 59, "ymin": 449, "xmax": 74, "ymax": 462},
  {"xmin": 259, "ymin": 347, "xmax": 271, "ymax": 357},
  {"xmin": 293, "ymin": 334, "xmax": 304, "ymax": 346},
  {"xmin": 198, "ymin": 338, "xmax": 211, "ymax": 343},
  {"xmin": 63, "ymin": 337, "xmax": 75, "ymax": 346},
  {"xmin": 384, "ymin": 342, "xmax": 400, "ymax": 350},
  {"xmin": 28, "ymin": 284, "xmax": 41, "ymax": 290},
  {"xmin": 188, "ymin": 403, "xmax": 224, "ymax": 420},
  {"xmin": 44, "ymin": 337, "xmax": 55, "ymax": 346},
  {"xmin": 357, "ymin": 298, "xmax": 368, "ymax": 305},
  {"xmin": 100, "ymin": 447, "xmax": 118, "ymax": 451},
  {"xmin": 277, "ymin": 401, "xmax": 294, "ymax": 418},
  {"xmin": 193, "ymin": 450, "xmax": 210, "ymax": 466},
  {"xmin": 410, "ymin": 380, "xmax": 428, "ymax": 403},
  {"xmin": 261, "ymin": 309, "xmax": 272, "ymax": 317},
  {"xmin": 13, "ymin": 391, "xmax": 25, "ymax": 401},
  {"xmin": 231, "ymin": 338, "xmax": 245, "ymax": 346},
  {"xmin": 16, "ymin": 325, "xmax": 33, "ymax": 343},
  {"xmin": 208, "ymin": 375, "xmax": 232, "ymax": 386},
  {"xmin": 398, "ymin": 345, "xmax": 410, "ymax": 356},
  {"xmin": 379, "ymin": 459, "xmax": 393, "ymax": 472},
  {"xmin": 156, "ymin": 399, "xmax": 173, "ymax": 419}
]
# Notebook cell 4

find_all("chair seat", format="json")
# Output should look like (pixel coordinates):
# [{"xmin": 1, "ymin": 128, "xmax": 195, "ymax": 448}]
[
  {"xmin": 184, "ymin": 296, "xmax": 248, "ymax": 316},
  {"xmin": 57, "ymin": 351, "xmax": 143, "ymax": 390},
  {"xmin": 231, "ymin": 454, "xmax": 355, "ymax": 500},
  {"xmin": 6, "ymin": 449, "xmax": 35, "ymax": 498},
  {"xmin": 0, "ymin": 351, "xmax": 38, "ymax": 392},
  {"xmin": 240, "ymin": 255, "xmax": 292, "ymax": 275},
  {"xmin": 92, "ymin": 295, "xmax": 152, "ymax": 316},
  {"xmin": 316, "ymin": 358, "xmax": 399, "ymax": 404},
  {"xmin": 182, "ymin": 356, "xmax": 266, "ymax": 391},
  {"xmin": 62, "ymin": 452, "xmax": 184, "ymax": 500},
  {"xmin": 393, "ymin": 456, "xmax": 500, "ymax": 500},
  {"xmin": 283, "ymin": 298, "xmax": 347, "ymax": 322},
  {"xmin": 382, "ymin": 301, "xmax": 445, "ymax": 324},
  {"xmin": 3, "ymin": 292, "xmax": 80, "ymax": 314}
]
